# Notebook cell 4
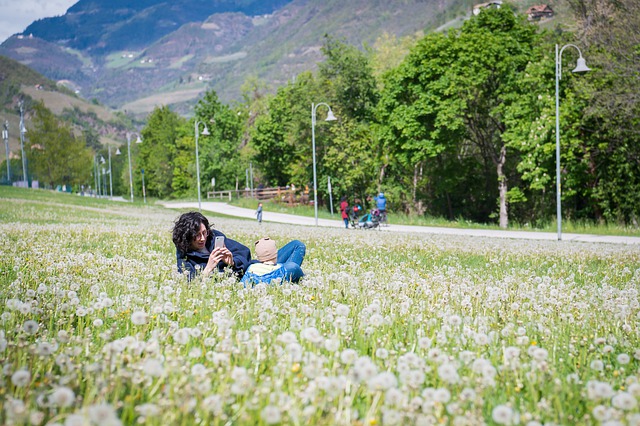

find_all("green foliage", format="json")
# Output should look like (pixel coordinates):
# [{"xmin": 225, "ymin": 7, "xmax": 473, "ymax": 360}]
[
  {"xmin": 138, "ymin": 106, "xmax": 186, "ymax": 199},
  {"xmin": 377, "ymin": 8, "xmax": 541, "ymax": 226},
  {"xmin": 250, "ymin": 72, "xmax": 318, "ymax": 188},
  {"xmin": 193, "ymin": 90, "xmax": 245, "ymax": 194},
  {"xmin": 25, "ymin": 102, "xmax": 93, "ymax": 189}
]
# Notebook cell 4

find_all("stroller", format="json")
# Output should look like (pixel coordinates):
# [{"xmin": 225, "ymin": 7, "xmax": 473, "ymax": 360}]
[{"xmin": 350, "ymin": 208, "xmax": 381, "ymax": 230}]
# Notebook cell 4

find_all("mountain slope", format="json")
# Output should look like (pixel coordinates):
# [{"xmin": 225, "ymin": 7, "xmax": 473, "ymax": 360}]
[
  {"xmin": 1, "ymin": 0, "xmax": 568, "ymax": 115},
  {"xmin": 0, "ymin": 55, "xmax": 131, "ymax": 155},
  {"xmin": 22, "ymin": 0, "xmax": 292, "ymax": 54}
]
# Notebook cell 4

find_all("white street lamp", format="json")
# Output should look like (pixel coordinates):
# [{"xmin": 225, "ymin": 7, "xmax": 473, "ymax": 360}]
[
  {"xmin": 2, "ymin": 120, "xmax": 9, "ymax": 181},
  {"xmin": 311, "ymin": 102, "xmax": 337, "ymax": 226},
  {"xmin": 194, "ymin": 120, "xmax": 210, "ymax": 211},
  {"xmin": 555, "ymin": 44, "xmax": 590, "ymax": 240},
  {"xmin": 98, "ymin": 155, "xmax": 107, "ymax": 197},
  {"xmin": 126, "ymin": 133, "xmax": 142, "ymax": 203},
  {"xmin": 107, "ymin": 146, "xmax": 113, "ymax": 200},
  {"xmin": 19, "ymin": 100, "xmax": 28, "ymax": 186}
]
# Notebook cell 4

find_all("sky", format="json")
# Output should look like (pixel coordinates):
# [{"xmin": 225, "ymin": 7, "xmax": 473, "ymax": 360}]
[{"xmin": 0, "ymin": 0, "xmax": 77, "ymax": 43}]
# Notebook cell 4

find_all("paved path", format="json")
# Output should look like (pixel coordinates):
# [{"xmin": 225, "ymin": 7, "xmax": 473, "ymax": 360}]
[{"xmin": 160, "ymin": 201, "xmax": 640, "ymax": 245}]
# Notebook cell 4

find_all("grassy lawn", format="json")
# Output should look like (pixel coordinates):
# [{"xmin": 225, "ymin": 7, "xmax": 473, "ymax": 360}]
[{"xmin": 3, "ymin": 186, "xmax": 638, "ymax": 424}]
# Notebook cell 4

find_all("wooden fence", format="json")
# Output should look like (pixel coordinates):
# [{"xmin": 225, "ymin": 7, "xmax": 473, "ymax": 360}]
[{"xmin": 207, "ymin": 186, "xmax": 311, "ymax": 205}]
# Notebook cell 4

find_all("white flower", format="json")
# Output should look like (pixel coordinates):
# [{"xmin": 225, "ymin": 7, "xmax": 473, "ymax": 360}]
[
  {"xmin": 433, "ymin": 388, "xmax": 451, "ymax": 403},
  {"xmin": 30, "ymin": 411, "xmax": 45, "ymax": 425},
  {"xmin": 531, "ymin": 347, "xmax": 548, "ymax": 362},
  {"xmin": 627, "ymin": 413, "xmax": 640, "ymax": 426},
  {"xmin": 587, "ymin": 380, "xmax": 615, "ymax": 400},
  {"xmin": 135, "ymin": 403, "xmax": 160, "ymax": 417},
  {"xmin": 590, "ymin": 360, "xmax": 604, "ymax": 371},
  {"xmin": 629, "ymin": 383, "xmax": 640, "ymax": 397},
  {"xmin": 375, "ymin": 348, "xmax": 389, "ymax": 359},
  {"xmin": 142, "ymin": 359, "xmax": 164, "ymax": 378},
  {"xmin": 202, "ymin": 395, "xmax": 224, "ymax": 415},
  {"xmin": 11, "ymin": 369, "xmax": 31, "ymax": 387},
  {"xmin": 335, "ymin": 304, "xmax": 350, "ymax": 317},
  {"xmin": 368, "ymin": 372, "xmax": 398, "ymax": 391},
  {"xmin": 64, "ymin": 414, "xmax": 86, "ymax": 426},
  {"xmin": 612, "ymin": 392, "xmax": 638, "ymax": 411},
  {"xmin": 191, "ymin": 363, "xmax": 207, "ymax": 377},
  {"xmin": 382, "ymin": 408, "xmax": 403, "ymax": 425},
  {"xmin": 23, "ymin": 320, "xmax": 39, "ymax": 334},
  {"xmin": 474, "ymin": 333, "xmax": 489, "ymax": 345},
  {"xmin": 36, "ymin": 341, "xmax": 58, "ymax": 356},
  {"xmin": 131, "ymin": 311, "xmax": 148, "ymax": 326},
  {"xmin": 592, "ymin": 405, "xmax": 611, "ymax": 421},
  {"xmin": 57, "ymin": 330, "xmax": 70, "ymax": 343},
  {"xmin": 340, "ymin": 349, "xmax": 358, "ymax": 364},
  {"xmin": 617, "ymin": 353, "xmax": 631, "ymax": 365},
  {"xmin": 418, "ymin": 337, "xmax": 432, "ymax": 349},
  {"xmin": 261, "ymin": 405, "xmax": 281, "ymax": 424},
  {"xmin": 50, "ymin": 386, "xmax": 75, "ymax": 408},
  {"xmin": 88, "ymin": 403, "xmax": 121, "ymax": 425},
  {"xmin": 492, "ymin": 405, "xmax": 515, "ymax": 425},
  {"xmin": 324, "ymin": 338, "xmax": 339, "ymax": 352},
  {"xmin": 172, "ymin": 328, "xmax": 190, "ymax": 345},
  {"xmin": 277, "ymin": 331, "xmax": 297, "ymax": 344},
  {"xmin": 301, "ymin": 327, "xmax": 323, "ymax": 343},
  {"xmin": 437, "ymin": 363, "xmax": 459, "ymax": 384},
  {"xmin": 504, "ymin": 346, "xmax": 520, "ymax": 361}
]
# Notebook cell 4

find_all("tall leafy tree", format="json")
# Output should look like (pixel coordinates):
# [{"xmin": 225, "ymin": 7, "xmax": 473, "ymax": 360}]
[
  {"xmin": 194, "ymin": 90, "xmax": 244, "ymax": 192},
  {"xmin": 138, "ymin": 106, "xmax": 185, "ymax": 199},
  {"xmin": 251, "ymin": 72, "xmax": 320, "ymax": 188},
  {"xmin": 25, "ymin": 101, "xmax": 92, "ymax": 189},
  {"xmin": 378, "ymin": 8, "xmax": 540, "ymax": 226},
  {"xmin": 317, "ymin": 36, "xmax": 382, "ymax": 205},
  {"xmin": 567, "ymin": 0, "xmax": 640, "ymax": 224}
]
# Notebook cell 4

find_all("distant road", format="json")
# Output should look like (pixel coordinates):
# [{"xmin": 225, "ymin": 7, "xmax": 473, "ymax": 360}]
[{"xmin": 160, "ymin": 201, "xmax": 640, "ymax": 245}]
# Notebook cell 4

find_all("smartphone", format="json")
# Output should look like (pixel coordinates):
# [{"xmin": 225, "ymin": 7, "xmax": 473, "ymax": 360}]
[{"xmin": 214, "ymin": 236, "xmax": 225, "ymax": 249}]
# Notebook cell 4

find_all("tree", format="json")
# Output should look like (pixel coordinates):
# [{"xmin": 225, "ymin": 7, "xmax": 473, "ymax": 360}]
[
  {"xmin": 250, "ymin": 72, "xmax": 319, "ymax": 188},
  {"xmin": 378, "ymin": 8, "xmax": 540, "ymax": 226},
  {"xmin": 25, "ymin": 102, "xmax": 93, "ymax": 189},
  {"xmin": 194, "ymin": 90, "xmax": 244, "ymax": 192},
  {"xmin": 318, "ymin": 35, "xmax": 379, "ymax": 123},
  {"xmin": 567, "ymin": 0, "xmax": 640, "ymax": 224},
  {"xmin": 138, "ymin": 106, "xmax": 185, "ymax": 199}
]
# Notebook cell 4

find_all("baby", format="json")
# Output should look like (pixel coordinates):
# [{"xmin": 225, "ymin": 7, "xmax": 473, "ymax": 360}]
[{"xmin": 240, "ymin": 237, "xmax": 306, "ymax": 286}]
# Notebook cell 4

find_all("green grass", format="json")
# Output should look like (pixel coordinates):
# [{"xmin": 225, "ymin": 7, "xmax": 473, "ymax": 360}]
[{"xmin": 1, "ymin": 186, "xmax": 640, "ymax": 425}]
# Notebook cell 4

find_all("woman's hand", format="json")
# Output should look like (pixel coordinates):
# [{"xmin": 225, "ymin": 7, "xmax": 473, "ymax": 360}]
[{"xmin": 203, "ymin": 247, "xmax": 234, "ymax": 275}]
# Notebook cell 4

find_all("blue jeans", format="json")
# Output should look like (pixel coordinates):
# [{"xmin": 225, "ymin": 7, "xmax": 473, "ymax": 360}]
[{"xmin": 276, "ymin": 240, "xmax": 306, "ymax": 282}]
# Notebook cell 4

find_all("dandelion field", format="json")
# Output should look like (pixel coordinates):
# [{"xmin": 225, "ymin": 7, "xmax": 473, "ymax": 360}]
[{"xmin": 2, "ymin": 187, "xmax": 640, "ymax": 426}]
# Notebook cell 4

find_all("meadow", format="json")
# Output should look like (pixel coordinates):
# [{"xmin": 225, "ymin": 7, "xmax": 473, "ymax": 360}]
[{"xmin": 1, "ymin": 187, "xmax": 640, "ymax": 425}]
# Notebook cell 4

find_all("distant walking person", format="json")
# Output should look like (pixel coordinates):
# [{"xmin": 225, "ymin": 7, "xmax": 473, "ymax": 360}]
[
  {"xmin": 340, "ymin": 196, "xmax": 349, "ymax": 229},
  {"xmin": 256, "ymin": 202, "xmax": 263, "ymax": 224}
]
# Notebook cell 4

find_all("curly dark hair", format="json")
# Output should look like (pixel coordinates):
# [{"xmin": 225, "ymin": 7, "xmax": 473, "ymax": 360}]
[{"xmin": 172, "ymin": 211, "xmax": 212, "ymax": 253}]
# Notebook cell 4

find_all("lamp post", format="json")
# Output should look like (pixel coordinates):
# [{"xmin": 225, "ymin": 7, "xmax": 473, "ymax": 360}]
[
  {"xmin": 98, "ymin": 155, "xmax": 107, "ymax": 197},
  {"xmin": 19, "ymin": 100, "xmax": 28, "ymax": 186},
  {"xmin": 311, "ymin": 102, "xmax": 337, "ymax": 226},
  {"xmin": 2, "ymin": 120, "xmax": 9, "ymax": 181},
  {"xmin": 126, "ymin": 133, "xmax": 142, "ymax": 203},
  {"xmin": 93, "ymin": 155, "xmax": 98, "ymax": 197},
  {"xmin": 555, "ymin": 44, "xmax": 590, "ymax": 240},
  {"xmin": 108, "ymin": 146, "xmax": 114, "ymax": 199},
  {"xmin": 194, "ymin": 120, "xmax": 210, "ymax": 211}
]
